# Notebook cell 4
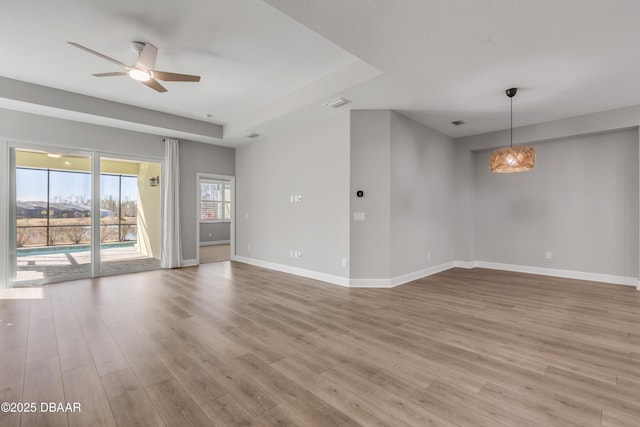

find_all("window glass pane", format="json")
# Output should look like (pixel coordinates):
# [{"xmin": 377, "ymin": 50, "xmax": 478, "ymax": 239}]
[
  {"xmin": 200, "ymin": 180, "xmax": 231, "ymax": 221},
  {"xmin": 100, "ymin": 175, "xmax": 119, "ymax": 216},
  {"xmin": 201, "ymin": 200, "xmax": 218, "ymax": 220},
  {"xmin": 49, "ymin": 170, "xmax": 91, "ymax": 245},
  {"xmin": 16, "ymin": 168, "xmax": 48, "ymax": 247},
  {"xmin": 99, "ymin": 174, "xmax": 138, "ymax": 242}
]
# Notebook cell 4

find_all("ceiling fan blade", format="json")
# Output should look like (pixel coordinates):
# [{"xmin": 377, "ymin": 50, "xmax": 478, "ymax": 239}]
[
  {"xmin": 136, "ymin": 42, "xmax": 158, "ymax": 70},
  {"xmin": 153, "ymin": 70, "xmax": 201, "ymax": 82},
  {"xmin": 92, "ymin": 72, "xmax": 129, "ymax": 77},
  {"xmin": 68, "ymin": 42, "xmax": 128, "ymax": 68},
  {"xmin": 142, "ymin": 78, "xmax": 167, "ymax": 93}
]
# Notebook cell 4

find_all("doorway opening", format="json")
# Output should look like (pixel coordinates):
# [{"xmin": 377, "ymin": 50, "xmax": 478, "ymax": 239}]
[{"xmin": 197, "ymin": 173, "xmax": 235, "ymax": 264}]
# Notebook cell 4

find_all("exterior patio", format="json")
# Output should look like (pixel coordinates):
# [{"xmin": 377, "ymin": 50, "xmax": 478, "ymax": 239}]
[{"xmin": 16, "ymin": 245, "xmax": 160, "ymax": 282}]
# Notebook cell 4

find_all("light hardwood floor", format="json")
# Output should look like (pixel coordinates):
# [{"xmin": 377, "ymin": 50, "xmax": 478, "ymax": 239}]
[
  {"xmin": 1, "ymin": 263, "xmax": 640, "ymax": 426},
  {"xmin": 199, "ymin": 244, "xmax": 230, "ymax": 264}
]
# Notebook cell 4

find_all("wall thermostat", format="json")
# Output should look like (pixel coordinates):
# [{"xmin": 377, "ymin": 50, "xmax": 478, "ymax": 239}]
[{"xmin": 356, "ymin": 190, "xmax": 364, "ymax": 198}]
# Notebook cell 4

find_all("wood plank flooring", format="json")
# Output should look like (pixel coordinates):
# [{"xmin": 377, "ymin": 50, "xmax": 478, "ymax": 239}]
[
  {"xmin": 199, "ymin": 245, "xmax": 230, "ymax": 264},
  {"xmin": 1, "ymin": 263, "xmax": 640, "ymax": 426}
]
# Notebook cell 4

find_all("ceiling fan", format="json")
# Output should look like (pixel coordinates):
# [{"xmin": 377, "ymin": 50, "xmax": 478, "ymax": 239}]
[{"xmin": 68, "ymin": 41, "xmax": 201, "ymax": 93}]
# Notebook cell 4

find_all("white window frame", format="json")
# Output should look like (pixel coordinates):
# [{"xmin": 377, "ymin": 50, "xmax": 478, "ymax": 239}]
[{"xmin": 199, "ymin": 178, "xmax": 231, "ymax": 223}]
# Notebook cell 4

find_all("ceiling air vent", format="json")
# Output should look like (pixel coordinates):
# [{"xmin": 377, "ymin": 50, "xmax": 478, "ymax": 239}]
[
  {"xmin": 245, "ymin": 132, "xmax": 260, "ymax": 139},
  {"xmin": 325, "ymin": 97, "xmax": 351, "ymax": 108},
  {"xmin": 451, "ymin": 120, "xmax": 465, "ymax": 126}
]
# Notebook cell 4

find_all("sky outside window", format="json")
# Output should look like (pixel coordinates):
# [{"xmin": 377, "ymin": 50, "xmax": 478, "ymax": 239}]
[{"xmin": 16, "ymin": 168, "xmax": 137, "ymax": 204}]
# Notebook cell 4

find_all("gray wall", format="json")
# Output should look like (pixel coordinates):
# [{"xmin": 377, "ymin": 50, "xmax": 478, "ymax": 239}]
[
  {"xmin": 472, "ymin": 129, "xmax": 638, "ymax": 277},
  {"xmin": 390, "ymin": 112, "xmax": 455, "ymax": 277},
  {"xmin": 235, "ymin": 112, "xmax": 351, "ymax": 277},
  {"xmin": 179, "ymin": 141, "xmax": 235, "ymax": 261},
  {"xmin": 0, "ymin": 108, "xmax": 234, "ymax": 267},
  {"xmin": 349, "ymin": 110, "xmax": 456, "ymax": 279},
  {"xmin": 454, "ymin": 104, "xmax": 640, "ymax": 265},
  {"xmin": 0, "ymin": 108, "xmax": 164, "ymax": 158},
  {"xmin": 350, "ymin": 110, "xmax": 391, "ymax": 279},
  {"xmin": 200, "ymin": 222, "xmax": 230, "ymax": 243}
]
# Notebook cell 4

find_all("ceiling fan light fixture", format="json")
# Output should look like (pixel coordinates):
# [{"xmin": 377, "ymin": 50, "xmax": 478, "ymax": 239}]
[
  {"xmin": 128, "ymin": 67, "xmax": 152, "ymax": 82},
  {"xmin": 489, "ymin": 87, "xmax": 535, "ymax": 173},
  {"xmin": 69, "ymin": 41, "xmax": 200, "ymax": 92}
]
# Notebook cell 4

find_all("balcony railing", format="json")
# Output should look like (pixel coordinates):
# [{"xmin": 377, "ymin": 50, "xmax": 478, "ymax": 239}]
[{"xmin": 16, "ymin": 223, "xmax": 138, "ymax": 247}]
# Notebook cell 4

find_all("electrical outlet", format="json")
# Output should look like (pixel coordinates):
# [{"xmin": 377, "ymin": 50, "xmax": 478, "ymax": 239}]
[
  {"xmin": 247, "ymin": 244, "xmax": 251, "ymax": 252},
  {"xmin": 427, "ymin": 251, "xmax": 431, "ymax": 260},
  {"xmin": 208, "ymin": 233, "xmax": 212, "ymax": 238},
  {"xmin": 353, "ymin": 212, "xmax": 366, "ymax": 221},
  {"xmin": 545, "ymin": 251, "xmax": 552, "ymax": 259},
  {"xmin": 342, "ymin": 258, "xmax": 347, "ymax": 267}
]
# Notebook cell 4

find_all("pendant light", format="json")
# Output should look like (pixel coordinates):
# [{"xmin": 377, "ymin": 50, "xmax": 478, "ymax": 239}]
[{"xmin": 489, "ymin": 88, "xmax": 535, "ymax": 173}]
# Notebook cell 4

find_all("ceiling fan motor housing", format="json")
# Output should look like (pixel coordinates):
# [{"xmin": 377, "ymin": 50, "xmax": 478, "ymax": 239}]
[{"xmin": 131, "ymin": 41, "xmax": 146, "ymax": 55}]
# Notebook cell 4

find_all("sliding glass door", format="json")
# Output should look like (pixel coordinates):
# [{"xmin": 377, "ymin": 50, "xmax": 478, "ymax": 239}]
[
  {"xmin": 9, "ymin": 146, "xmax": 162, "ymax": 286},
  {"xmin": 11, "ymin": 148, "xmax": 93, "ymax": 284},
  {"xmin": 99, "ymin": 157, "xmax": 161, "ymax": 274}
]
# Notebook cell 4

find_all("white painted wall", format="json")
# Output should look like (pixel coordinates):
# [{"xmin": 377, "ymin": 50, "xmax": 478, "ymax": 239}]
[
  {"xmin": 390, "ymin": 112, "xmax": 455, "ymax": 277},
  {"xmin": 235, "ymin": 112, "xmax": 351, "ymax": 278},
  {"xmin": 350, "ymin": 110, "xmax": 391, "ymax": 279}
]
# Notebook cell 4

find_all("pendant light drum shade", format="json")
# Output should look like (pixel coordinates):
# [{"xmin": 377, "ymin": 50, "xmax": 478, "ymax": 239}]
[
  {"xmin": 489, "ymin": 146, "xmax": 535, "ymax": 172},
  {"xmin": 489, "ymin": 88, "xmax": 536, "ymax": 173}
]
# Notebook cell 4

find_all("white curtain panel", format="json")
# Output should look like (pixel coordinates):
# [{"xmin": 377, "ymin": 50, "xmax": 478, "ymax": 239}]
[{"xmin": 161, "ymin": 138, "xmax": 182, "ymax": 268}]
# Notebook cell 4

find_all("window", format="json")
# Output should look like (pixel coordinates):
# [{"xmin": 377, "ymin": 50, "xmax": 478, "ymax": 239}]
[
  {"xmin": 200, "ymin": 180, "xmax": 231, "ymax": 221},
  {"xmin": 16, "ymin": 167, "xmax": 139, "ymax": 247}
]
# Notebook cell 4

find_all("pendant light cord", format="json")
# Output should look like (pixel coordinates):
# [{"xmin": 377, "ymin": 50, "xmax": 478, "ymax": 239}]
[{"xmin": 510, "ymin": 96, "xmax": 513, "ymax": 148}]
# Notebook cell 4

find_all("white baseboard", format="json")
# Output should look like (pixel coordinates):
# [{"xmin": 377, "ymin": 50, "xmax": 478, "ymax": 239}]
[
  {"xmin": 472, "ymin": 260, "xmax": 638, "ymax": 287},
  {"xmin": 200, "ymin": 240, "xmax": 230, "ymax": 246},
  {"xmin": 233, "ymin": 256, "xmax": 350, "ymax": 287},
  {"xmin": 348, "ymin": 261, "xmax": 457, "ymax": 288},
  {"xmin": 349, "ymin": 278, "xmax": 395, "ymax": 288},
  {"xmin": 391, "ymin": 261, "xmax": 456, "ymax": 287},
  {"xmin": 228, "ymin": 255, "xmax": 640, "ymax": 290},
  {"xmin": 454, "ymin": 260, "xmax": 477, "ymax": 269},
  {"xmin": 181, "ymin": 258, "xmax": 199, "ymax": 267}
]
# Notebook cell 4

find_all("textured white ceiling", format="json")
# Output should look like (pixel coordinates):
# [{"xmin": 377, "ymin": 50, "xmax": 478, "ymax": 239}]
[
  {"xmin": 264, "ymin": 0, "xmax": 640, "ymax": 138},
  {"xmin": 2, "ymin": 1, "xmax": 640, "ymax": 141},
  {"xmin": 0, "ymin": 0, "xmax": 356, "ymax": 125}
]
